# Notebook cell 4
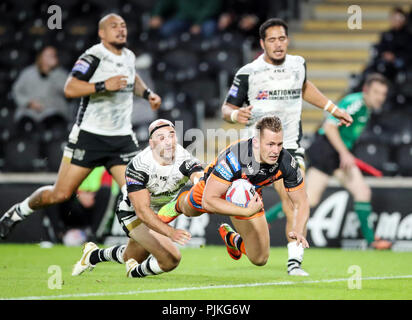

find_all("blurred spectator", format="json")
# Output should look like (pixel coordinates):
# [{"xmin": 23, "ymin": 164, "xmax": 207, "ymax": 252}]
[
  {"xmin": 45, "ymin": 167, "xmax": 119, "ymax": 245},
  {"xmin": 11, "ymin": 45, "xmax": 70, "ymax": 123},
  {"xmin": 218, "ymin": 0, "xmax": 269, "ymax": 44},
  {"xmin": 370, "ymin": 7, "xmax": 412, "ymax": 82},
  {"xmin": 149, "ymin": 0, "xmax": 223, "ymax": 38}
]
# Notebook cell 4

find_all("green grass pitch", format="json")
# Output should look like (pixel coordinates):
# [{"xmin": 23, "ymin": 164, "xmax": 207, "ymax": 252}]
[{"xmin": 0, "ymin": 244, "xmax": 411, "ymax": 300}]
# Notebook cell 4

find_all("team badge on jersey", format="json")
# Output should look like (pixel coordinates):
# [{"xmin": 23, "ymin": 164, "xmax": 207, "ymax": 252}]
[
  {"xmin": 228, "ymin": 85, "xmax": 238, "ymax": 98},
  {"xmin": 72, "ymin": 60, "xmax": 90, "ymax": 74}
]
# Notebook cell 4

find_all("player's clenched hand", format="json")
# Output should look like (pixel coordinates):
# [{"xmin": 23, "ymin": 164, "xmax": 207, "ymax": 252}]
[
  {"xmin": 236, "ymin": 105, "xmax": 253, "ymax": 124},
  {"xmin": 148, "ymin": 92, "xmax": 162, "ymax": 110},
  {"xmin": 104, "ymin": 75, "xmax": 128, "ymax": 91},
  {"xmin": 288, "ymin": 231, "xmax": 309, "ymax": 249},
  {"xmin": 334, "ymin": 108, "xmax": 353, "ymax": 127},
  {"xmin": 170, "ymin": 228, "xmax": 191, "ymax": 246},
  {"xmin": 245, "ymin": 193, "xmax": 263, "ymax": 217}
]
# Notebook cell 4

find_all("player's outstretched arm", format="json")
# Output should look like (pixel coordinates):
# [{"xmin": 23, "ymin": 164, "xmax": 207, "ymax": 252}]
[
  {"xmin": 64, "ymin": 74, "xmax": 128, "ymax": 98},
  {"xmin": 129, "ymin": 189, "xmax": 191, "ymax": 246},
  {"xmin": 302, "ymin": 80, "xmax": 353, "ymax": 127},
  {"xmin": 202, "ymin": 176, "xmax": 263, "ymax": 217},
  {"xmin": 189, "ymin": 171, "xmax": 204, "ymax": 185},
  {"xmin": 221, "ymin": 103, "xmax": 253, "ymax": 124},
  {"xmin": 286, "ymin": 187, "xmax": 310, "ymax": 248}
]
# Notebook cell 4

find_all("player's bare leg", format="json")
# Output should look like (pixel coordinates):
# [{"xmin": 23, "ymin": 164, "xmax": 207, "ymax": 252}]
[
  {"xmin": 123, "ymin": 238, "xmax": 151, "ymax": 263},
  {"xmin": 108, "ymin": 164, "xmax": 127, "ymax": 189},
  {"xmin": 274, "ymin": 178, "xmax": 309, "ymax": 276},
  {"xmin": 335, "ymin": 167, "xmax": 391, "ymax": 249},
  {"xmin": 228, "ymin": 214, "xmax": 270, "ymax": 266},
  {"xmin": 126, "ymin": 223, "xmax": 182, "ymax": 277},
  {"xmin": 0, "ymin": 157, "xmax": 92, "ymax": 239}
]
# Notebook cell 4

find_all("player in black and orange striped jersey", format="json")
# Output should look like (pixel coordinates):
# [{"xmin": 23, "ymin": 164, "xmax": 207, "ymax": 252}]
[{"xmin": 158, "ymin": 115, "xmax": 310, "ymax": 267}]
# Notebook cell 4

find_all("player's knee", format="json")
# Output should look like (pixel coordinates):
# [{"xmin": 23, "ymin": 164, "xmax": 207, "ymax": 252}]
[
  {"xmin": 249, "ymin": 253, "xmax": 269, "ymax": 266},
  {"xmin": 159, "ymin": 251, "xmax": 181, "ymax": 272}
]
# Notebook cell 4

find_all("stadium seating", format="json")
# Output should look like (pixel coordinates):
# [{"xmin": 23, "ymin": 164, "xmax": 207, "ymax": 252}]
[
  {"xmin": 353, "ymin": 141, "xmax": 392, "ymax": 175},
  {"xmin": 396, "ymin": 144, "xmax": 412, "ymax": 176},
  {"xmin": 3, "ymin": 137, "xmax": 42, "ymax": 172}
]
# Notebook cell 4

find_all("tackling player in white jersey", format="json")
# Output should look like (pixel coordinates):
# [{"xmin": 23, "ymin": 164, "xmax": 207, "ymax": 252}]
[
  {"xmin": 0, "ymin": 14, "xmax": 161, "ymax": 239},
  {"xmin": 221, "ymin": 18, "xmax": 353, "ymax": 276},
  {"xmin": 72, "ymin": 119, "xmax": 204, "ymax": 278}
]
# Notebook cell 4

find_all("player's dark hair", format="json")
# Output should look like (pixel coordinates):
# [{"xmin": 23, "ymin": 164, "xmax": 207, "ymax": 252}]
[
  {"xmin": 391, "ymin": 7, "xmax": 406, "ymax": 18},
  {"xmin": 255, "ymin": 116, "xmax": 283, "ymax": 134},
  {"xmin": 364, "ymin": 73, "xmax": 388, "ymax": 87},
  {"xmin": 259, "ymin": 18, "xmax": 288, "ymax": 40}
]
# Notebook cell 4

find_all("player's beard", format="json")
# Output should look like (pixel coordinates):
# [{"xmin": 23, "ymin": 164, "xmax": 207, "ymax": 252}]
[
  {"xmin": 268, "ymin": 55, "xmax": 286, "ymax": 65},
  {"xmin": 110, "ymin": 41, "xmax": 127, "ymax": 50}
]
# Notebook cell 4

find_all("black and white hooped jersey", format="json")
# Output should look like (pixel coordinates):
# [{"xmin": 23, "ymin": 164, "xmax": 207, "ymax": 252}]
[
  {"xmin": 119, "ymin": 144, "xmax": 203, "ymax": 213},
  {"xmin": 70, "ymin": 43, "xmax": 136, "ymax": 136},
  {"xmin": 226, "ymin": 54, "xmax": 307, "ymax": 150}
]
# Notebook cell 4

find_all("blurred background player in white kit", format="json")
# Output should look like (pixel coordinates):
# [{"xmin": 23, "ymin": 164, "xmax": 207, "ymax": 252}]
[
  {"xmin": 72, "ymin": 119, "xmax": 204, "ymax": 278},
  {"xmin": 221, "ymin": 18, "xmax": 353, "ymax": 276},
  {"xmin": 0, "ymin": 14, "xmax": 161, "ymax": 239}
]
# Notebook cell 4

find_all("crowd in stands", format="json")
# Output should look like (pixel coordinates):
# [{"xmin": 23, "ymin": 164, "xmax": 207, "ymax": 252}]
[{"xmin": 350, "ymin": 7, "xmax": 412, "ymax": 177}]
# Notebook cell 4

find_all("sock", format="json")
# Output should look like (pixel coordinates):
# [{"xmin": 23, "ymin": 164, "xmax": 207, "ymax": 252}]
[
  {"xmin": 225, "ymin": 231, "xmax": 246, "ymax": 254},
  {"xmin": 354, "ymin": 201, "xmax": 375, "ymax": 244},
  {"xmin": 265, "ymin": 202, "xmax": 284, "ymax": 223},
  {"xmin": 18, "ymin": 197, "xmax": 34, "ymax": 217},
  {"xmin": 130, "ymin": 255, "xmax": 165, "ymax": 278},
  {"xmin": 89, "ymin": 245, "xmax": 126, "ymax": 265},
  {"xmin": 287, "ymin": 241, "xmax": 304, "ymax": 272}
]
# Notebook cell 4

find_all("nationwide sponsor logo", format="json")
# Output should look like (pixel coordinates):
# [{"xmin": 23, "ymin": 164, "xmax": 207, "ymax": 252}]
[
  {"xmin": 255, "ymin": 88, "xmax": 302, "ymax": 101},
  {"xmin": 256, "ymin": 90, "xmax": 269, "ymax": 100}
]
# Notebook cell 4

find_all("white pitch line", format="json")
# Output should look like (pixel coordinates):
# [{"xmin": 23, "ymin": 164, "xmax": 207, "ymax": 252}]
[{"xmin": 2, "ymin": 274, "xmax": 412, "ymax": 300}]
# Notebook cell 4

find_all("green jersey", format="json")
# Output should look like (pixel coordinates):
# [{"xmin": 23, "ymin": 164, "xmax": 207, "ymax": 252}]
[{"xmin": 318, "ymin": 92, "xmax": 370, "ymax": 150}]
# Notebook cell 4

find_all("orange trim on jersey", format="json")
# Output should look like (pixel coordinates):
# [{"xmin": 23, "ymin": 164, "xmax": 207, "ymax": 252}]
[
  {"xmin": 234, "ymin": 210, "xmax": 265, "ymax": 220},
  {"xmin": 275, "ymin": 170, "xmax": 283, "ymax": 179},
  {"xmin": 285, "ymin": 181, "xmax": 304, "ymax": 192}
]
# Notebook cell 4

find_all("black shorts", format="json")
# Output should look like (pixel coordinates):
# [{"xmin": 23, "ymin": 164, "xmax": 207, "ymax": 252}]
[
  {"xmin": 64, "ymin": 129, "xmax": 140, "ymax": 170},
  {"xmin": 306, "ymin": 133, "xmax": 339, "ymax": 175}
]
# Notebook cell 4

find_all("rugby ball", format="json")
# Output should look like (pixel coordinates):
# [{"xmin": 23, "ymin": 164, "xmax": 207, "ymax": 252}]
[{"xmin": 226, "ymin": 179, "xmax": 255, "ymax": 207}]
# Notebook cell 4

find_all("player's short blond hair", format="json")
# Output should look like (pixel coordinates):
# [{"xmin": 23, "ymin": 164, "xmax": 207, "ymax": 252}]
[{"xmin": 255, "ymin": 115, "xmax": 283, "ymax": 135}]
